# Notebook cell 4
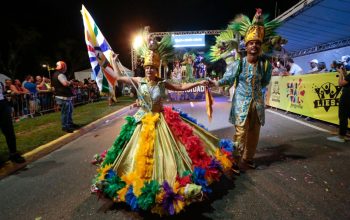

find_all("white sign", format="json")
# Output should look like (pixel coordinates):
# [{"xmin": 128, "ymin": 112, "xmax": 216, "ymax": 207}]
[{"xmin": 172, "ymin": 34, "xmax": 205, "ymax": 47}]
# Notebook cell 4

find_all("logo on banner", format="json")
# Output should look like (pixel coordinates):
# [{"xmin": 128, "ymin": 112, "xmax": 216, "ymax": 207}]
[
  {"xmin": 313, "ymin": 82, "xmax": 341, "ymax": 111},
  {"xmin": 168, "ymin": 86, "xmax": 205, "ymax": 101},
  {"xmin": 271, "ymin": 81, "xmax": 280, "ymax": 102},
  {"xmin": 286, "ymin": 78, "xmax": 305, "ymax": 108}
]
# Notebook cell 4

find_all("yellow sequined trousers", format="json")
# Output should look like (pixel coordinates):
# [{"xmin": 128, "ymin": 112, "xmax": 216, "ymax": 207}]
[{"xmin": 234, "ymin": 102, "xmax": 261, "ymax": 161}]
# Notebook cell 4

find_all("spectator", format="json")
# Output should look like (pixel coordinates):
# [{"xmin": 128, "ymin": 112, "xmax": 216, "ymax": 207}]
[
  {"xmin": 23, "ymin": 75, "xmax": 40, "ymax": 114},
  {"xmin": 308, "ymin": 59, "xmax": 319, "ymax": 73},
  {"xmin": 35, "ymin": 75, "xmax": 49, "ymax": 91},
  {"xmin": 51, "ymin": 61, "xmax": 79, "ymax": 133},
  {"xmin": 329, "ymin": 61, "xmax": 338, "ymax": 72},
  {"xmin": 0, "ymin": 81, "xmax": 25, "ymax": 163},
  {"xmin": 286, "ymin": 58, "xmax": 303, "ymax": 75},
  {"xmin": 318, "ymin": 62, "xmax": 327, "ymax": 73},
  {"xmin": 5, "ymin": 79, "xmax": 19, "ymax": 119},
  {"xmin": 340, "ymin": 55, "xmax": 350, "ymax": 71},
  {"xmin": 272, "ymin": 59, "xmax": 288, "ymax": 76},
  {"xmin": 327, "ymin": 66, "xmax": 350, "ymax": 142},
  {"xmin": 13, "ymin": 79, "xmax": 29, "ymax": 94},
  {"xmin": 23, "ymin": 75, "xmax": 38, "ymax": 94},
  {"xmin": 13, "ymin": 79, "xmax": 30, "ymax": 116},
  {"xmin": 35, "ymin": 75, "xmax": 52, "ymax": 111}
]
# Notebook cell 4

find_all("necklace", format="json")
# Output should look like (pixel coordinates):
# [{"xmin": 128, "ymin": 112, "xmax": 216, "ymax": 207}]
[{"xmin": 146, "ymin": 80, "xmax": 157, "ymax": 87}]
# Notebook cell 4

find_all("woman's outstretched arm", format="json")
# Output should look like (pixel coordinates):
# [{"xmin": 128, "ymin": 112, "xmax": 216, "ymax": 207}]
[
  {"xmin": 110, "ymin": 52, "xmax": 141, "ymax": 85},
  {"xmin": 165, "ymin": 80, "xmax": 208, "ymax": 91}
]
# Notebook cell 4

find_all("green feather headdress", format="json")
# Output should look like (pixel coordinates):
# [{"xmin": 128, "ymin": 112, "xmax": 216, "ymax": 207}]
[
  {"xmin": 208, "ymin": 29, "xmax": 239, "ymax": 63},
  {"xmin": 134, "ymin": 27, "xmax": 174, "ymax": 67},
  {"xmin": 228, "ymin": 9, "xmax": 286, "ymax": 54}
]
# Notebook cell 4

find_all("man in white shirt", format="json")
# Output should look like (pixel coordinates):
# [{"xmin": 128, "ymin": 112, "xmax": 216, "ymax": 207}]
[
  {"xmin": 287, "ymin": 58, "xmax": 304, "ymax": 75},
  {"xmin": 308, "ymin": 59, "xmax": 319, "ymax": 73}
]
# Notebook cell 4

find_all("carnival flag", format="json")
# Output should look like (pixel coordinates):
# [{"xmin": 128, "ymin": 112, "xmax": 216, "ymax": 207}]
[{"xmin": 81, "ymin": 5, "xmax": 118, "ymax": 94}]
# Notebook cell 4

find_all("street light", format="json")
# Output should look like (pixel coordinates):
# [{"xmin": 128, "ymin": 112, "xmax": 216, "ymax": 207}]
[
  {"xmin": 42, "ymin": 64, "xmax": 55, "ymax": 79},
  {"xmin": 131, "ymin": 34, "xmax": 143, "ymax": 71}
]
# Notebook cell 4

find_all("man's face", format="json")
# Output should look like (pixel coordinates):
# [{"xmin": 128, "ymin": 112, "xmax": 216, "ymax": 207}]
[
  {"xmin": 5, "ymin": 80, "xmax": 11, "ymax": 86},
  {"xmin": 36, "ymin": 76, "xmax": 42, "ymax": 82},
  {"xmin": 246, "ymin": 40, "xmax": 262, "ymax": 55},
  {"xmin": 310, "ymin": 62, "xmax": 317, "ymax": 68}
]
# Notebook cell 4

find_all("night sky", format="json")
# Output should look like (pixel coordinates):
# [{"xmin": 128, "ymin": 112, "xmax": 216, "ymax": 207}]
[{"xmin": 0, "ymin": 0, "xmax": 300, "ymax": 78}]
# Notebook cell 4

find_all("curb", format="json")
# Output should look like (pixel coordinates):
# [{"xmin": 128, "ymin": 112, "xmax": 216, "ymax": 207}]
[{"xmin": 0, "ymin": 104, "xmax": 134, "ymax": 180}]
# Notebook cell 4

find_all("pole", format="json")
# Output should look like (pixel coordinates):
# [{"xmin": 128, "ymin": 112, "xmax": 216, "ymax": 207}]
[
  {"xmin": 131, "ymin": 47, "xmax": 134, "ymax": 71},
  {"xmin": 275, "ymin": 1, "xmax": 278, "ymax": 18}
]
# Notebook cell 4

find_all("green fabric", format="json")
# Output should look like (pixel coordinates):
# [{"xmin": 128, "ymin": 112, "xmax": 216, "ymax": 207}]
[
  {"xmin": 101, "ymin": 74, "xmax": 110, "ymax": 93},
  {"xmin": 102, "ymin": 116, "xmax": 137, "ymax": 166}
]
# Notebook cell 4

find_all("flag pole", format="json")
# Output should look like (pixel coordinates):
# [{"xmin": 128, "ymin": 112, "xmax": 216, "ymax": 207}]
[{"xmin": 115, "ymin": 57, "xmax": 151, "ymax": 112}]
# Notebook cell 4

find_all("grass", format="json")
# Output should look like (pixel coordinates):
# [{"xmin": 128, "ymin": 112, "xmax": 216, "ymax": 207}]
[{"xmin": 0, "ymin": 96, "xmax": 135, "ymax": 163}]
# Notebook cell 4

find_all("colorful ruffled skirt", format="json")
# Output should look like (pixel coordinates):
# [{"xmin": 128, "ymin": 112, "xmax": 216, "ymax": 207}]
[{"xmin": 92, "ymin": 106, "xmax": 236, "ymax": 216}]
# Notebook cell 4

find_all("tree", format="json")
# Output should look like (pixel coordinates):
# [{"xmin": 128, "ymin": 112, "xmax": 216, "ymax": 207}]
[{"xmin": 0, "ymin": 25, "xmax": 42, "ymax": 79}]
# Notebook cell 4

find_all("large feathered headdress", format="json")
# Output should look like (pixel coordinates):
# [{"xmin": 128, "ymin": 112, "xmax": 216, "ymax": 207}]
[
  {"xmin": 228, "ymin": 8, "xmax": 287, "ymax": 55},
  {"xmin": 208, "ymin": 29, "xmax": 239, "ymax": 64},
  {"xmin": 134, "ymin": 26, "xmax": 174, "ymax": 70}
]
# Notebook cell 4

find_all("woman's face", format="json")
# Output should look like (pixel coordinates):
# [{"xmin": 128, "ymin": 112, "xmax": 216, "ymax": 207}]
[
  {"xmin": 14, "ymin": 80, "xmax": 21, "ymax": 86},
  {"xmin": 144, "ymin": 65, "xmax": 157, "ymax": 78}
]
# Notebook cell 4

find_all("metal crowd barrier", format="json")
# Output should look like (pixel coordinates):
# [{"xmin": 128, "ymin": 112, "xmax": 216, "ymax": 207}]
[{"xmin": 5, "ymin": 87, "xmax": 100, "ymax": 120}]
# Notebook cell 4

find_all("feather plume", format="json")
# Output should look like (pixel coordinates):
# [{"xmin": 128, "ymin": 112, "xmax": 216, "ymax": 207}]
[
  {"xmin": 137, "ymin": 180, "xmax": 160, "ymax": 210},
  {"xmin": 134, "ymin": 27, "xmax": 174, "ymax": 66}
]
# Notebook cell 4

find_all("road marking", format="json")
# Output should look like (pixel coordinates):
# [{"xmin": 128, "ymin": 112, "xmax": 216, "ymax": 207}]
[{"xmin": 266, "ymin": 109, "xmax": 331, "ymax": 133}]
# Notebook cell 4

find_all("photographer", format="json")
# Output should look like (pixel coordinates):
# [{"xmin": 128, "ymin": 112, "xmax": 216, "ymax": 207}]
[
  {"xmin": 51, "ymin": 61, "xmax": 79, "ymax": 133},
  {"xmin": 327, "ymin": 65, "xmax": 350, "ymax": 142},
  {"xmin": 329, "ymin": 61, "xmax": 339, "ymax": 72}
]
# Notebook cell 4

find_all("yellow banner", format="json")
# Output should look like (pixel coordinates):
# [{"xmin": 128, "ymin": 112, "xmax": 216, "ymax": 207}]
[{"xmin": 266, "ymin": 72, "xmax": 349, "ymax": 127}]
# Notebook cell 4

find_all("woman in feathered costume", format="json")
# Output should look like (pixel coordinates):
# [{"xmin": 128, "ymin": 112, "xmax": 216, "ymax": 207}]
[
  {"xmin": 91, "ymin": 29, "xmax": 237, "ymax": 216},
  {"xmin": 182, "ymin": 52, "xmax": 196, "ymax": 82}
]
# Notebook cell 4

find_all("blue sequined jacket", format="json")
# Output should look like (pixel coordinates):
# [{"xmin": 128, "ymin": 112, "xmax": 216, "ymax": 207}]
[{"xmin": 218, "ymin": 57, "xmax": 272, "ymax": 126}]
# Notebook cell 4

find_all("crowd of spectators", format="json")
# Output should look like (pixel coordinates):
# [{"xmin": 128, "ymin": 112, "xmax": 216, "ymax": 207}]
[
  {"xmin": 272, "ymin": 55, "xmax": 350, "ymax": 76},
  {"xmin": 3, "ymin": 75, "xmax": 100, "ymax": 121}
]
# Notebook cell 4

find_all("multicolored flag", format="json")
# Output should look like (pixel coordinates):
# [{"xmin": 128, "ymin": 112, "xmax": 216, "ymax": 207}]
[{"xmin": 81, "ymin": 5, "xmax": 118, "ymax": 94}]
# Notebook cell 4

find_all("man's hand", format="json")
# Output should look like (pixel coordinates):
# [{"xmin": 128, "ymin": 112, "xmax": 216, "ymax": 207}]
[
  {"xmin": 337, "ymin": 66, "xmax": 346, "ymax": 75},
  {"xmin": 208, "ymin": 79, "xmax": 219, "ymax": 87}
]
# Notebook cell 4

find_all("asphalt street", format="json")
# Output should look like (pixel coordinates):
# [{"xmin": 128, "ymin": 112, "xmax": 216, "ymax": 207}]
[{"xmin": 0, "ymin": 96, "xmax": 349, "ymax": 220}]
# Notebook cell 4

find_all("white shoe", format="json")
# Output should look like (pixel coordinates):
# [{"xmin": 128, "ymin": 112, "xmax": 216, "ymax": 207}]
[{"xmin": 327, "ymin": 136, "xmax": 345, "ymax": 143}]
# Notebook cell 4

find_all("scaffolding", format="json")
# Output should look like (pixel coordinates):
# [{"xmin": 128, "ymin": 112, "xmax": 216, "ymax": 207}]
[{"xmin": 130, "ymin": 30, "xmax": 224, "ymax": 71}]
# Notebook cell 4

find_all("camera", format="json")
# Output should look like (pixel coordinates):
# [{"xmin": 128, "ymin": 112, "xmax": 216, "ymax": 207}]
[{"xmin": 332, "ymin": 60, "xmax": 344, "ymax": 69}]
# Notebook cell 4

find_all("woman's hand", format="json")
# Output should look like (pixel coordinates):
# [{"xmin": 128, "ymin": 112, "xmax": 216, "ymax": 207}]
[
  {"xmin": 198, "ymin": 80, "xmax": 209, "ymax": 87},
  {"xmin": 207, "ymin": 79, "xmax": 219, "ymax": 87},
  {"xmin": 110, "ymin": 52, "xmax": 119, "ymax": 64}
]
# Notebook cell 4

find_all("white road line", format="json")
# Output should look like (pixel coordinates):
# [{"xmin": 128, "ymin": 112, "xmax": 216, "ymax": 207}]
[{"xmin": 266, "ymin": 109, "xmax": 331, "ymax": 133}]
